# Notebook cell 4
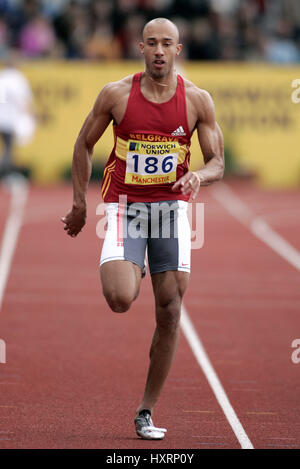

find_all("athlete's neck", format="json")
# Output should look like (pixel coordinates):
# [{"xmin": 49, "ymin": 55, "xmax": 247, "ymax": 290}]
[{"xmin": 143, "ymin": 70, "xmax": 177, "ymax": 93}]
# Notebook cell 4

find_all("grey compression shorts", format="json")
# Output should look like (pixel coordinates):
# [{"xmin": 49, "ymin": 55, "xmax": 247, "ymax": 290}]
[{"xmin": 100, "ymin": 200, "xmax": 191, "ymax": 275}]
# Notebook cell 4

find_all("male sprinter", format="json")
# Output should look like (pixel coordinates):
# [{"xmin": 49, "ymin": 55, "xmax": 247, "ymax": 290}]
[{"xmin": 62, "ymin": 18, "xmax": 224, "ymax": 440}]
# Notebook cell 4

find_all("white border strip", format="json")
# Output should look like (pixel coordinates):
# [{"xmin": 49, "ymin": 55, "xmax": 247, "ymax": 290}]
[
  {"xmin": 0, "ymin": 176, "xmax": 29, "ymax": 311},
  {"xmin": 212, "ymin": 182, "xmax": 300, "ymax": 272},
  {"xmin": 180, "ymin": 304, "xmax": 254, "ymax": 449}
]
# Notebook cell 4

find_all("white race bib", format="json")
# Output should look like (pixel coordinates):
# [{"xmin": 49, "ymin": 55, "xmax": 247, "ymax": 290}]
[{"xmin": 125, "ymin": 139, "xmax": 179, "ymax": 185}]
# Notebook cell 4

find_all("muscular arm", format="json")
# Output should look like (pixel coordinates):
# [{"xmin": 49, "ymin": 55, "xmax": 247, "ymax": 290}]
[
  {"xmin": 72, "ymin": 85, "xmax": 113, "ymax": 209},
  {"xmin": 172, "ymin": 88, "xmax": 224, "ymax": 200},
  {"xmin": 196, "ymin": 90, "xmax": 224, "ymax": 185},
  {"xmin": 61, "ymin": 84, "xmax": 114, "ymax": 236}
]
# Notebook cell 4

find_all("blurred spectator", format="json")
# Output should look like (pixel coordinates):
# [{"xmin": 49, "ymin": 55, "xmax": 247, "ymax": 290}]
[
  {"xmin": 0, "ymin": 54, "xmax": 35, "ymax": 175},
  {"xmin": 263, "ymin": 19, "xmax": 300, "ymax": 63},
  {"xmin": 84, "ymin": 22, "xmax": 121, "ymax": 60},
  {"xmin": 188, "ymin": 18, "xmax": 220, "ymax": 60},
  {"xmin": 19, "ymin": 14, "xmax": 56, "ymax": 57}
]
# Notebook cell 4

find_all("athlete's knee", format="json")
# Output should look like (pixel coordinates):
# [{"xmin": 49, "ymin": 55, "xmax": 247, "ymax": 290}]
[
  {"xmin": 156, "ymin": 298, "xmax": 181, "ymax": 335},
  {"xmin": 104, "ymin": 290, "xmax": 134, "ymax": 313}
]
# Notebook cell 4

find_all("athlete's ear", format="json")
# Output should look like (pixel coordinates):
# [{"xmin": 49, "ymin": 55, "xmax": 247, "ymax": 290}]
[
  {"xmin": 176, "ymin": 43, "xmax": 183, "ymax": 55},
  {"xmin": 139, "ymin": 42, "xmax": 145, "ymax": 55}
]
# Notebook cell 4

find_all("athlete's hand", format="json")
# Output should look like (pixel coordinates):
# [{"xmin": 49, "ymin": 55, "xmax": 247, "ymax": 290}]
[
  {"xmin": 172, "ymin": 171, "xmax": 202, "ymax": 201},
  {"xmin": 61, "ymin": 205, "xmax": 87, "ymax": 237}
]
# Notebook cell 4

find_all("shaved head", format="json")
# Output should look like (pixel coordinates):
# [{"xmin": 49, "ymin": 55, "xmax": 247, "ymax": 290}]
[{"xmin": 142, "ymin": 18, "xmax": 180, "ymax": 44}]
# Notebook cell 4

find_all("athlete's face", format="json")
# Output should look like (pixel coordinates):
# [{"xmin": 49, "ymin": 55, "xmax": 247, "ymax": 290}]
[{"xmin": 140, "ymin": 22, "xmax": 182, "ymax": 79}]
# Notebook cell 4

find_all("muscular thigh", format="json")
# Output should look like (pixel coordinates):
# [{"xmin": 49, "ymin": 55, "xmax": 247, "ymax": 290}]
[{"xmin": 100, "ymin": 260, "xmax": 142, "ymax": 300}]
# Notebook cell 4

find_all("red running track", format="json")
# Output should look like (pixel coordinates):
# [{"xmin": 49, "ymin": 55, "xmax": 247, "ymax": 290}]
[{"xmin": 0, "ymin": 179, "xmax": 299, "ymax": 449}]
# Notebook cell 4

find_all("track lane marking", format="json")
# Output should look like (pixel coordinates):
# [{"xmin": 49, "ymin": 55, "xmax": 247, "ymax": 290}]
[
  {"xmin": 180, "ymin": 304, "xmax": 254, "ymax": 449},
  {"xmin": 0, "ymin": 176, "xmax": 29, "ymax": 312}
]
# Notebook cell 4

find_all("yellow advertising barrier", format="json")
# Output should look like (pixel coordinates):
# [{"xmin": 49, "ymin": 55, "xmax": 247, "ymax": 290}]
[{"xmin": 15, "ymin": 61, "xmax": 300, "ymax": 187}]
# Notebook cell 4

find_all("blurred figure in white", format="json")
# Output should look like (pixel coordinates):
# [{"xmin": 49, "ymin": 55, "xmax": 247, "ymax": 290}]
[{"xmin": 0, "ymin": 54, "xmax": 35, "ymax": 175}]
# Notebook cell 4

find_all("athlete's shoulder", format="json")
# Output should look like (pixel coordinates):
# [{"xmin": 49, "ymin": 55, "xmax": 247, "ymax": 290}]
[
  {"xmin": 93, "ymin": 75, "xmax": 134, "ymax": 114},
  {"xmin": 183, "ymin": 77, "xmax": 214, "ymax": 106},
  {"xmin": 182, "ymin": 77, "xmax": 215, "ymax": 121},
  {"xmin": 101, "ymin": 74, "xmax": 134, "ymax": 99}
]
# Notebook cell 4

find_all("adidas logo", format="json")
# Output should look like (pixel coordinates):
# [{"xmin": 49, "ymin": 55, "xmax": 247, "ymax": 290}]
[{"xmin": 171, "ymin": 126, "xmax": 186, "ymax": 136}]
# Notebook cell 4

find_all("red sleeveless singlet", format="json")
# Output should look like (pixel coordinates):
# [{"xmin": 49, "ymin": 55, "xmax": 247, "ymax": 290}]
[{"xmin": 101, "ymin": 72, "xmax": 192, "ymax": 203}]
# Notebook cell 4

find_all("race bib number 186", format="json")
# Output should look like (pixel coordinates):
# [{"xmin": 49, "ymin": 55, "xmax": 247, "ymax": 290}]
[{"xmin": 125, "ymin": 139, "xmax": 179, "ymax": 185}]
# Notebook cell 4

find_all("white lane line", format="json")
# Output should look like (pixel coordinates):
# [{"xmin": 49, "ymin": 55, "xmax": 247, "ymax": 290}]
[
  {"xmin": 211, "ymin": 182, "xmax": 300, "ymax": 272},
  {"xmin": 0, "ymin": 176, "xmax": 29, "ymax": 311},
  {"xmin": 251, "ymin": 217, "xmax": 300, "ymax": 272},
  {"xmin": 180, "ymin": 304, "xmax": 254, "ymax": 449}
]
